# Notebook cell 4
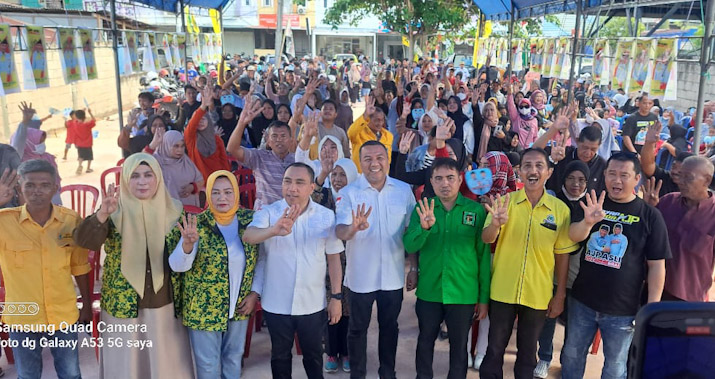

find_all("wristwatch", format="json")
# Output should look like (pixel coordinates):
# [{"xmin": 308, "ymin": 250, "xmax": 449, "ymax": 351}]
[{"xmin": 330, "ymin": 293, "xmax": 344, "ymax": 300}]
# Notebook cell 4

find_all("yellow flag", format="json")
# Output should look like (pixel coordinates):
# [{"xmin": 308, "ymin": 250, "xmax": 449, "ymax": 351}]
[
  {"xmin": 484, "ymin": 21, "xmax": 492, "ymax": 37},
  {"xmin": 209, "ymin": 9, "xmax": 221, "ymax": 34},
  {"xmin": 402, "ymin": 36, "xmax": 410, "ymax": 47}
]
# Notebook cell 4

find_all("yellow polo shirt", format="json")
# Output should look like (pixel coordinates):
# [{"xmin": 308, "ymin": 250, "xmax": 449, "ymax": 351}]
[
  {"xmin": 347, "ymin": 115, "xmax": 393, "ymax": 172},
  {"xmin": 485, "ymin": 189, "xmax": 578, "ymax": 310},
  {"xmin": 0, "ymin": 205, "xmax": 90, "ymax": 327}
]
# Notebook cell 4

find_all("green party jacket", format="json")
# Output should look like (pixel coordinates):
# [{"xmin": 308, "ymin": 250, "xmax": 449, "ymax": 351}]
[
  {"xmin": 403, "ymin": 194, "xmax": 491, "ymax": 305},
  {"xmin": 166, "ymin": 208, "xmax": 258, "ymax": 331}
]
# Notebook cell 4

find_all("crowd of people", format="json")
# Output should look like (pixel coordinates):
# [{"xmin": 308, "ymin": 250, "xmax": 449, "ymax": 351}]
[{"xmin": 0, "ymin": 49, "xmax": 713, "ymax": 379}]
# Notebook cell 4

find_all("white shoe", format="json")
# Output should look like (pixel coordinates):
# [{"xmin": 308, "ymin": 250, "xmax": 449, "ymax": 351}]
[
  {"xmin": 533, "ymin": 360, "xmax": 551, "ymax": 378},
  {"xmin": 473, "ymin": 353, "xmax": 485, "ymax": 370}
]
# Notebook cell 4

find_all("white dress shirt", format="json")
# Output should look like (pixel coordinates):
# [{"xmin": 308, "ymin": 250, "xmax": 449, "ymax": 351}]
[
  {"xmin": 169, "ymin": 216, "xmax": 247, "ymax": 319},
  {"xmin": 335, "ymin": 175, "xmax": 416, "ymax": 293},
  {"xmin": 249, "ymin": 199, "xmax": 344, "ymax": 316}
]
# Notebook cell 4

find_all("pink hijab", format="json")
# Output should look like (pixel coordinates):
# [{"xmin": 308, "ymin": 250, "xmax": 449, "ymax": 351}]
[{"xmin": 21, "ymin": 128, "xmax": 61, "ymax": 186}]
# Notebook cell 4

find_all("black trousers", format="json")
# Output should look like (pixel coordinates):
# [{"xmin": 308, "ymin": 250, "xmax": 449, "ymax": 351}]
[
  {"xmin": 326, "ymin": 316, "xmax": 350, "ymax": 357},
  {"xmin": 480, "ymin": 300, "xmax": 547, "ymax": 379},
  {"xmin": 264, "ymin": 310, "xmax": 326, "ymax": 379},
  {"xmin": 415, "ymin": 299, "xmax": 475, "ymax": 379},
  {"xmin": 347, "ymin": 289, "xmax": 403, "ymax": 379}
]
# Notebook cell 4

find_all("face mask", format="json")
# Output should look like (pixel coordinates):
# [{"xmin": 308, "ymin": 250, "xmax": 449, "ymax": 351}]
[
  {"xmin": 34, "ymin": 143, "xmax": 46, "ymax": 154},
  {"xmin": 457, "ymin": 93, "xmax": 467, "ymax": 101},
  {"xmin": 519, "ymin": 107, "xmax": 531, "ymax": 116},
  {"xmin": 220, "ymin": 95, "xmax": 234, "ymax": 106},
  {"xmin": 545, "ymin": 104, "xmax": 554, "ymax": 112},
  {"xmin": 585, "ymin": 114, "xmax": 595, "ymax": 124},
  {"xmin": 411, "ymin": 108, "xmax": 425, "ymax": 120}
]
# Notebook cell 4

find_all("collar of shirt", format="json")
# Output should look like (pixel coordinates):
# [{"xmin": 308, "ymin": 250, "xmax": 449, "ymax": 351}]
[
  {"xmin": 676, "ymin": 191, "xmax": 715, "ymax": 210},
  {"xmin": 355, "ymin": 174, "xmax": 399, "ymax": 192},
  {"xmin": 19, "ymin": 205, "xmax": 61, "ymax": 226},
  {"xmin": 513, "ymin": 188, "xmax": 554, "ymax": 211},
  {"xmin": 434, "ymin": 193, "xmax": 469, "ymax": 211}
]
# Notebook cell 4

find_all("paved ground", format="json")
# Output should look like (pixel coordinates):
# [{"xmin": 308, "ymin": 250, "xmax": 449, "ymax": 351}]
[{"xmin": 0, "ymin": 102, "xmax": 620, "ymax": 378}]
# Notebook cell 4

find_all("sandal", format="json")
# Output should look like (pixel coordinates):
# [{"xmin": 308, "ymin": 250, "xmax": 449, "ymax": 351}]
[
  {"xmin": 86, "ymin": 169, "xmax": 94, "ymax": 173},
  {"xmin": 76, "ymin": 167, "xmax": 83, "ymax": 175}
]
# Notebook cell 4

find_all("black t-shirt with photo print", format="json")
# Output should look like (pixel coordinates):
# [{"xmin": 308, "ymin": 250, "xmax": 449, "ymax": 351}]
[
  {"xmin": 570, "ymin": 196, "xmax": 671, "ymax": 316},
  {"xmin": 622, "ymin": 112, "xmax": 658, "ymax": 154}
]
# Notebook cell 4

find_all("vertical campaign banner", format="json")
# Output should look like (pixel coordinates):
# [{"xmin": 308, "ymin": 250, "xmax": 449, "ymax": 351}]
[
  {"xmin": 161, "ymin": 33, "xmax": 173, "ymax": 67},
  {"xmin": 147, "ymin": 33, "xmax": 161, "ymax": 71},
  {"xmin": 629, "ymin": 38, "xmax": 654, "ymax": 94},
  {"xmin": 202, "ymin": 34, "xmax": 212, "ymax": 64},
  {"xmin": 511, "ymin": 39, "xmax": 523, "ymax": 71},
  {"xmin": 559, "ymin": 38, "xmax": 572, "ymax": 80},
  {"xmin": 612, "ymin": 39, "xmax": 633, "ymax": 91},
  {"xmin": 592, "ymin": 39, "xmax": 610, "ymax": 85},
  {"xmin": 79, "ymin": 29, "xmax": 97, "ymax": 79},
  {"xmin": 190, "ymin": 33, "xmax": 201, "ymax": 65},
  {"xmin": 176, "ymin": 34, "xmax": 186, "ymax": 68},
  {"xmin": 59, "ymin": 27, "xmax": 81, "ymax": 83},
  {"xmin": 125, "ymin": 31, "xmax": 139, "ymax": 72},
  {"xmin": 142, "ymin": 33, "xmax": 156, "ymax": 72},
  {"xmin": 551, "ymin": 37, "xmax": 566, "ymax": 79},
  {"xmin": 651, "ymin": 38, "xmax": 676, "ymax": 98},
  {"xmin": 529, "ymin": 38, "xmax": 543, "ymax": 75},
  {"xmin": 0, "ymin": 24, "xmax": 19, "ymax": 94},
  {"xmin": 476, "ymin": 38, "xmax": 487, "ymax": 66},
  {"xmin": 542, "ymin": 39, "xmax": 554, "ymax": 78},
  {"xmin": 214, "ymin": 33, "xmax": 222, "ymax": 62},
  {"xmin": 26, "ymin": 25, "xmax": 48, "ymax": 88}
]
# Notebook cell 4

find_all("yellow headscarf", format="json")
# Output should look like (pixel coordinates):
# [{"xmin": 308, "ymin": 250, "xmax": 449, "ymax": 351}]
[
  {"xmin": 111, "ymin": 153, "xmax": 183, "ymax": 298},
  {"xmin": 206, "ymin": 170, "xmax": 240, "ymax": 226}
]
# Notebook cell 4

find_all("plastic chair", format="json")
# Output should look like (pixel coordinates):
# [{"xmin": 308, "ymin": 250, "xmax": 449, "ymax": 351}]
[
  {"xmin": 234, "ymin": 168, "xmax": 255, "ymax": 186},
  {"xmin": 414, "ymin": 185, "xmax": 425, "ymax": 200},
  {"xmin": 239, "ymin": 183, "xmax": 256, "ymax": 210},
  {"xmin": 183, "ymin": 205, "xmax": 205, "ymax": 214},
  {"xmin": 116, "ymin": 158, "xmax": 125, "ymax": 166},
  {"xmin": 60, "ymin": 184, "xmax": 99, "ymax": 219},
  {"xmin": 244, "ymin": 301, "xmax": 263, "ymax": 358},
  {"xmin": 100, "ymin": 167, "xmax": 122, "ymax": 196},
  {"xmin": 591, "ymin": 330, "xmax": 602, "ymax": 355}
]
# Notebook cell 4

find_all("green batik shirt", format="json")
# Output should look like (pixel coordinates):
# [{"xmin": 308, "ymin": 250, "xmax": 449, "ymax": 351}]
[{"xmin": 403, "ymin": 193, "xmax": 491, "ymax": 305}]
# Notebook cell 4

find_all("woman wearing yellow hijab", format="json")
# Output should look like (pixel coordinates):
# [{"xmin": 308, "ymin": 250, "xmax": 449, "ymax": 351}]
[
  {"xmin": 74, "ymin": 153, "xmax": 193, "ymax": 378},
  {"xmin": 167, "ymin": 170, "xmax": 258, "ymax": 379}
]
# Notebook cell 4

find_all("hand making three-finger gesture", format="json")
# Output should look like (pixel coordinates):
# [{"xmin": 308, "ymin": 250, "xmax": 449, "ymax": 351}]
[
  {"xmin": 97, "ymin": 183, "xmax": 120, "ymax": 223},
  {"xmin": 272, "ymin": 205, "xmax": 301, "ymax": 237}
]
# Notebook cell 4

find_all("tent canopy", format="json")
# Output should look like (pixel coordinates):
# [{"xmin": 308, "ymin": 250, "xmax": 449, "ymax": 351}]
[
  {"xmin": 473, "ymin": 0, "xmax": 602, "ymax": 20},
  {"xmin": 131, "ymin": 0, "xmax": 231, "ymax": 13}
]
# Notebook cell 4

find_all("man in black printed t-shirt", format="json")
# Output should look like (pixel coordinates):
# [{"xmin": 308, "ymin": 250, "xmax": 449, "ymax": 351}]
[
  {"xmin": 621, "ymin": 94, "xmax": 658, "ymax": 155},
  {"xmin": 560, "ymin": 152, "xmax": 671, "ymax": 379}
]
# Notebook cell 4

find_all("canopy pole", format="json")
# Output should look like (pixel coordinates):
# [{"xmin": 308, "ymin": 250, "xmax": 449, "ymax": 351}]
[
  {"xmin": 180, "ymin": 0, "xmax": 188, "ymax": 84},
  {"xmin": 577, "ymin": 10, "xmax": 587, "ymax": 75},
  {"xmin": 507, "ymin": 4, "xmax": 515, "ymax": 81},
  {"xmin": 220, "ymin": 11, "xmax": 225, "ymax": 58},
  {"xmin": 110, "ymin": 0, "xmax": 124, "ymax": 130},
  {"xmin": 275, "ymin": 0, "xmax": 284, "ymax": 67},
  {"xmin": 567, "ymin": 0, "xmax": 582, "ymax": 104},
  {"xmin": 693, "ymin": 0, "xmax": 715, "ymax": 153}
]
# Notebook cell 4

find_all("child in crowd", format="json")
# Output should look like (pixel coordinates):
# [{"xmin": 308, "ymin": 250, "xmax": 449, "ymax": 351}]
[
  {"xmin": 63, "ymin": 110, "xmax": 76, "ymax": 160},
  {"xmin": 69, "ymin": 109, "xmax": 96, "ymax": 174}
]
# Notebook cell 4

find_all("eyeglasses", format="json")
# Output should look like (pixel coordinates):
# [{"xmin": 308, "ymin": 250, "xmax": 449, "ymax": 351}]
[{"xmin": 518, "ymin": 105, "xmax": 530, "ymax": 110}]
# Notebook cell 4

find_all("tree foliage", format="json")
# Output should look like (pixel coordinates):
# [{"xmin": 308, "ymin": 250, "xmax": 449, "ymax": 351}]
[{"xmin": 323, "ymin": 0, "xmax": 478, "ymax": 58}]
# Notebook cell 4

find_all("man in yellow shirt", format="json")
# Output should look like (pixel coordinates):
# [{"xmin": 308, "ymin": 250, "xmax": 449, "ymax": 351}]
[
  {"xmin": 0, "ymin": 159, "xmax": 91, "ymax": 378},
  {"xmin": 347, "ymin": 97, "xmax": 393, "ymax": 172},
  {"xmin": 480, "ymin": 148, "xmax": 579, "ymax": 379}
]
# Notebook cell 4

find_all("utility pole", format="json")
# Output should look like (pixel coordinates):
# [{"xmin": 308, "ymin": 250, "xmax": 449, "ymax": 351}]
[
  {"xmin": 275, "ymin": 0, "xmax": 284, "ymax": 67},
  {"xmin": 694, "ymin": 0, "xmax": 715, "ymax": 152},
  {"xmin": 110, "ymin": 0, "xmax": 124, "ymax": 130}
]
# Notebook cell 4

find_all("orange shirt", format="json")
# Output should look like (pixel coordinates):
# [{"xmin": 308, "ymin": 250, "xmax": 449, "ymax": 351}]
[{"xmin": 184, "ymin": 107, "xmax": 231, "ymax": 182}]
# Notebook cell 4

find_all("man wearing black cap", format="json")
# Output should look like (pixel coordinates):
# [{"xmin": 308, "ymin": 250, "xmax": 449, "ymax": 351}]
[{"xmin": 640, "ymin": 119, "xmax": 691, "ymax": 197}]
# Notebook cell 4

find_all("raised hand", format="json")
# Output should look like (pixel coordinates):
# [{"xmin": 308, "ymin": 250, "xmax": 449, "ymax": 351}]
[
  {"xmin": 580, "ymin": 190, "xmax": 606, "ymax": 225},
  {"xmin": 351, "ymin": 203, "xmax": 372, "ymax": 232},
  {"xmin": 19, "ymin": 101, "xmax": 36, "ymax": 123},
  {"xmin": 645, "ymin": 120, "xmax": 661, "ymax": 144},
  {"xmin": 272, "ymin": 205, "xmax": 300, "ymax": 236},
  {"xmin": 239, "ymin": 97, "xmax": 263, "ymax": 126},
  {"xmin": 365, "ymin": 95, "xmax": 376, "ymax": 118},
  {"xmin": 399, "ymin": 132, "xmax": 416, "ymax": 154},
  {"xmin": 484, "ymin": 193, "xmax": 510, "ymax": 227},
  {"xmin": 177, "ymin": 214, "xmax": 199, "ymax": 252},
  {"xmin": 0, "ymin": 169, "xmax": 18, "ymax": 207},
  {"xmin": 201, "ymin": 85, "xmax": 214, "ymax": 108},
  {"xmin": 303, "ymin": 111, "xmax": 320, "ymax": 139},
  {"xmin": 97, "ymin": 184, "xmax": 120, "ymax": 223},
  {"xmin": 148, "ymin": 126, "xmax": 165, "ymax": 150},
  {"xmin": 642, "ymin": 176, "xmax": 662, "ymax": 206},
  {"xmin": 415, "ymin": 198, "xmax": 436, "ymax": 230},
  {"xmin": 401, "ymin": 101, "xmax": 412, "ymax": 119},
  {"xmin": 550, "ymin": 134, "xmax": 567, "ymax": 163},
  {"xmin": 435, "ymin": 120, "xmax": 451, "ymax": 141}
]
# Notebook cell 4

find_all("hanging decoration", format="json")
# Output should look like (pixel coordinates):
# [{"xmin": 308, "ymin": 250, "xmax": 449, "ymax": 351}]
[
  {"xmin": 629, "ymin": 38, "xmax": 654, "ymax": 94},
  {"xmin": 25, "ymin": 25, "xmax": 48, "ymax": 88},
  {"xmin": 58, "ymin": 27, "xmax": 81, "ymax": 83},
  {"xmin": 79, "ymin": 29, "xmax": 97, "ymax": 80},
  {"xmin": 612, "ymin": 39, "xmax": 633, "ymax": 91}
]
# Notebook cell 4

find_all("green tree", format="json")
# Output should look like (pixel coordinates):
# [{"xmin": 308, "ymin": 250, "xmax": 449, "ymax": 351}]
[{"xmin": 323, "ymin": 0, "xmax": 478, "ymax": 60}]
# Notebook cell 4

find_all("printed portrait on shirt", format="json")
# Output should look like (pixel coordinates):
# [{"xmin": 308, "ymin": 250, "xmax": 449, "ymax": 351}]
[{"xmin": 586, "ymin": 212, "xmax": 636, "ymax": 269}]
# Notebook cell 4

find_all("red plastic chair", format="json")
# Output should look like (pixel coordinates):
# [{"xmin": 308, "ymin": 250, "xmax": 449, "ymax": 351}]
[
  {"xmin": 414, "ymin": 185, "xmax": 425, "ymax": 200},
  {"xmin": 239, "ymin": 183, "xmax": 256, "ymax": 210},
  {"xmin": 116, "ymin": 158, "xmax": 125, "ymax": 166},
  {"xmin": 591, "ymin": 330, "xmax": 602, "ymax": 354},
  {"xmin": 0, "ymin": 270, "xmax": 14, "ymax": 364},
  {"xmin": 100, "ymin": 167, "xmax": 122, "ymax": 196},
  {"xmin": 234, "ymin": 168, "xmax": 255, "ymax": 186},
  {"xmin": 183, "ymin": 205, "xmax": 205, "ymax": 214},
  {"xmin": 244, "ymin": 301, "xmax": 263, "ymax": 358},
  {"xmin": 60, "ymin": 184, "xmax": 99, "ymax": 219}
]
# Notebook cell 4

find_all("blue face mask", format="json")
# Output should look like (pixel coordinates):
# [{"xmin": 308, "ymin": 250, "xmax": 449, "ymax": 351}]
[
  {"xmin": 411, "ymin": 108, "xmax": 425, "ymax": 120},
  {"xmin": 220, "ymin": 95, "xmax": 234, "ymax": 106}
]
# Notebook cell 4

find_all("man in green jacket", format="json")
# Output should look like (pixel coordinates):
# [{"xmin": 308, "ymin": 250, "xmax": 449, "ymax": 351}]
[{"xmin": 403, "ymin": 158, "xmax": 491, "ymax": 379}]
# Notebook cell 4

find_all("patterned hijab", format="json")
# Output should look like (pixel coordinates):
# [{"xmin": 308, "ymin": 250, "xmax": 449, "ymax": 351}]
[{"xmin": 484, "ymin": 151, "xmax": 517, "ymax": 197}]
